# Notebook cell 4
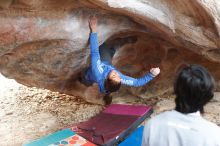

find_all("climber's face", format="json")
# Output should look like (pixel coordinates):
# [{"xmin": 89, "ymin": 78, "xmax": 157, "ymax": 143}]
[{"xmin": 108, "ymin": 70, "xmax": 121, "ymax": 83}]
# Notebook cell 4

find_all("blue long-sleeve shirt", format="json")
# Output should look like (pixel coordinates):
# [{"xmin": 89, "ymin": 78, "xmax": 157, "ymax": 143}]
[{"xmin": 84, "ymin": 33, "xmax": 154, "ymax": 94}]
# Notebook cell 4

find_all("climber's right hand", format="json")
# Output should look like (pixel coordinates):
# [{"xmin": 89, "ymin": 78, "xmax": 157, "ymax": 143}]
[{"xmin": 89, "ymin": 16, "xmax": 97, "ymax": 33}]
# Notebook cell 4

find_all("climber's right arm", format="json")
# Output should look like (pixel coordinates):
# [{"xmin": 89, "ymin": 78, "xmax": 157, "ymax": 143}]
[{"xmin": 89, "ymin": 16, "xmax": 103, "ymax": 75}]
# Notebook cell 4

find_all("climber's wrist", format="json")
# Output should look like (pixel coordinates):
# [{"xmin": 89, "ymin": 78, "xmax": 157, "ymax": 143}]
[{"xmin": 91, "ymin": 28, "xmax": 97, "ymax": 33}]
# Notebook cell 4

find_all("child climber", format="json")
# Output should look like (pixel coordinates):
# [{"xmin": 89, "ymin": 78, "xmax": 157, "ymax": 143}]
[{"xmin": 80, "ymin": 16, "xmax": 160, "ymax": 104}]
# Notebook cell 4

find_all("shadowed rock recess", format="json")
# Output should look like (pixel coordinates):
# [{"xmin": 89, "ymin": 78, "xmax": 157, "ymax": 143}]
[{"xmin": 0, "ymin": 0, "xmax": 220, "ymax": 104}]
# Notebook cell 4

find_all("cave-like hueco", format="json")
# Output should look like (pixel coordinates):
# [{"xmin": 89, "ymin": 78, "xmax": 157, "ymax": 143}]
[{"xmin": 0, "ymin": 0, "xmax": 220, "ymax": 104}]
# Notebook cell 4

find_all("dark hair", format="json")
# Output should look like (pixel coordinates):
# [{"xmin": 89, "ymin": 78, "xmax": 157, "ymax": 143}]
[
  {"xmin": 103, "ymin": 94, "xmax": 113, "ymax": 105},
  {"xmin": 174, "ymin": 64, "xmax": 215, "ymax": 114},
  {"xmin": 104, "ymin": 78, "xmax": 121, "ymax": 94}
]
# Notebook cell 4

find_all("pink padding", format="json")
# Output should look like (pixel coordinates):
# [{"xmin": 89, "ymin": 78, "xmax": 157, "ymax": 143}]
[{"xmin": 103, "ymin": 104, "xmax": 152, "ymax": 116}]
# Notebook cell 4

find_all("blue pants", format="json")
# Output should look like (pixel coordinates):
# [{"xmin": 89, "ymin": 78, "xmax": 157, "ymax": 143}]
[
  {"xmin": 80, "ymin": 43, "xmax": 116, "ymax": 86},
  {"xmin": 99, "ymin": 43, "xmax": 116, "ymax": 64}
]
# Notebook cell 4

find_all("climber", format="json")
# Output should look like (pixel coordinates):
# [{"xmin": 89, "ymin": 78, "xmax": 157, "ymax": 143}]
[{"xmin": 79, "ymin": 16, "xmax": 160, "ymax": 104}]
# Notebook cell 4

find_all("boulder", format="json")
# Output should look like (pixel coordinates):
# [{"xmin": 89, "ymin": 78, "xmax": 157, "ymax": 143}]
[{"xmin": 0, "ymin": 0, "xmax": 220, "ymax": 103}]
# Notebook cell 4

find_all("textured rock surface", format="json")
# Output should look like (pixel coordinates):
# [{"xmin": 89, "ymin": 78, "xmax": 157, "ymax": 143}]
[{"xmin": 0, "ymin": 0, "xmax": 220, "ymax": 103}]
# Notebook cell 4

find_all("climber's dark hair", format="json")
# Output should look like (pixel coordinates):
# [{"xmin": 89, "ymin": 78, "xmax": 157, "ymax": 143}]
[
  {"xmin": 104, "ymin": 78, "xmax": 121, "ymax": 94},
  {"xmin": 103, "ymin": 94, "xmax": 113, "ymax": 105},
  {"xmin": 174, "ymin": 64, "xmax": 215, "ymax": 114}
]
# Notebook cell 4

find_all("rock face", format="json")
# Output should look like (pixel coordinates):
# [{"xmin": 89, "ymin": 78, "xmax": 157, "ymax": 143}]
[{"xmin": 0, "ymin": 0, "xmax": 220, "ymax": 104}]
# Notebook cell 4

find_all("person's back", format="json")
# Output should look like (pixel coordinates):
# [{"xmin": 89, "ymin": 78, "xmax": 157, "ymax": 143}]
[
  {"xmin": 142, "ymin": 110, "xmax": 220, "ymax": 146},
  {"xmin": 142, "ymin": 64, "xmax": 220, "ymax": 146}
]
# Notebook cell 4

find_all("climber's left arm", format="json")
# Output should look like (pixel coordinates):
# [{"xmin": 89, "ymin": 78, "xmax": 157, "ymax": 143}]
[{"xmin": 118, "ymin": 67, "xmax": 160, "ymax": 87}]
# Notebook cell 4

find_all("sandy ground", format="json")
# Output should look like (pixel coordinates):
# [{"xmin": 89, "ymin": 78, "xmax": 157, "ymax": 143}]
[{"xmin": 0, "ymin": 74, "xmax": 220, "ymax": 146}]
